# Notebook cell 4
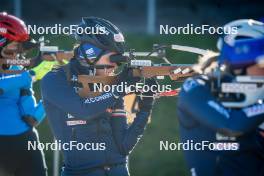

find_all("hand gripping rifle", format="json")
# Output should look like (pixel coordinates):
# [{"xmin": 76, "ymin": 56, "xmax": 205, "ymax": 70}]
[{"xmin": 119, "ymin": 44, "xmax": 219, "ymax": 121}]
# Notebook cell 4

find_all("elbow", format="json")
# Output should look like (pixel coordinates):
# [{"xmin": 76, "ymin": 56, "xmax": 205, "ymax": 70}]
[
  {"xmin": 120, "ymin": 148, "xmax": 130, "ymax": 156},
  {"xmin": 119, "ymin": 143, "xmax": 133, "ymax": 156},
  {"xmin": 119, "ymin": 137, "xmax": 142, "ymax": 156}
]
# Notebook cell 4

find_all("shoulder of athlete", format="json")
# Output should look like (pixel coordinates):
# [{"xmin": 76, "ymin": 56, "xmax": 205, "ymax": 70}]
[
  {"xmin": 40, "ymin": 66, "xmax": 65, "ymax": 91},
  {"xmin": 177, "ymin": 75, "xmax": 211, "ymax": 110},
  {"xmin": 0, "ymin": 66, "xmax": 31, "ymax": 82},
  {"xmin": 181, "ymin": 74, "xmax": 210, "ymax": 93},
  {"xmin": 42, "ymin": 65, "xmax": 65, "ymax": 81}
]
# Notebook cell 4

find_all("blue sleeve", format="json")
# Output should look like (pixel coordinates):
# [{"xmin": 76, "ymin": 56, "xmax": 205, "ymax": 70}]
[
  {"xmin": 40, "ymin": 70, "xmax": 119, "ymax": 119},
  {"xmin": 110, "ymin": 101, "xmax": 150, "ymax": 155},
  {"xmin": 177, "ymin": 77, "xmax": 264, "ymax": 136},
  {"xmin": 19, "ymin": 92, "xmax": 46, "ymax": 125},
  {"xmin": 0, "ymin": 71, "xmax": 32, "ymax": 93}
]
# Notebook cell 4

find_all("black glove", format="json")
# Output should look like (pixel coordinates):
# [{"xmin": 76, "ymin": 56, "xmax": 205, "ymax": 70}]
[
  {"xmin": 138, "ymin": 78, "xmax": 158, "ymax": 112},
  {"xmin": 20, "ymin": 88, "xmax": 32, "ymax": 96},
  {"xmin": 22, "ymin": 116, "xmax": 38, "ymax": 127},
  {"xmin": 113, "ymin": 67, "xmax": 141, "ymax": 97},
  {"xmin": 112, "ymin": 97, "xmax": 124, "ymax": 110}
]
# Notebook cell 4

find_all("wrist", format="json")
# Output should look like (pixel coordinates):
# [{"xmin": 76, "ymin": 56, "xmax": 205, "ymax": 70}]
[
  {"xmin": 111, "ymin": 109, "xmax": 126, "ymax": 117},
  {"xmin": 139, "ymin": 106, "xmax": 153, "ymax": 113},
  {"xmin": 22, "ymin": 116, "xmax": 38, "ymax": 127},
  {"xmin": 20, "ymin": 89, "xmax": 32, "ymax": 96}
]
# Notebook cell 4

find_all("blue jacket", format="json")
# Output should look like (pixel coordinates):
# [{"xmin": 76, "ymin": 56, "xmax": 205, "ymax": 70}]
[
  {"xmin": 0, "ymin": 66, "xmax": 45, "ymax": 135},
  {"xmin": 177, "ymin": 75, "xmax": 264, "ymax": 176},
  {"xmin": 178, "ymin": 75, "xmax": 264, "ymax": 135},
  {"xmin": 40, "ymin": 61, "xmax": 150, "ymax": 175}
]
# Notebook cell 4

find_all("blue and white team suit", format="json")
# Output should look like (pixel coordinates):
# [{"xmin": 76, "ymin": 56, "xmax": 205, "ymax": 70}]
[
  {"xmin": 0, "ymin": 66, "xmax": 47, "ymax": 176},
  {"xmin": 177, "ymin": 75, "xmax": 264, "ymax": 176}
]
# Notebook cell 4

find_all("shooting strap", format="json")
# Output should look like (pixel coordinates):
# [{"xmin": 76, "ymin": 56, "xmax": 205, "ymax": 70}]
[{"xmin": 61, "ymin": 62, "xmax": 103, "ymax": 98}]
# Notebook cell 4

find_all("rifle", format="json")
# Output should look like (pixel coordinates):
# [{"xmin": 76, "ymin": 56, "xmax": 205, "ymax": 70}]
[
  {"xmin": 120, "ymin": 44, "xmax": 219, "ymax": 121},
  {"xmin": 77, "ymin": 44, "xmax": 196, "ymax": 98},
  {"xmin": 79, "ymin": 43, "xmax": 263, "ymax": 109},
  {"xmin": 0, "ymin": 36, "xmax": 72, "ymax": 74},
  {"xmin": 170, "ymin": 44, "xmax": 264, "ymax": 108},
  {"xmin": 2, "ymin": 35, "xmax": 262, "ymax": 109}
]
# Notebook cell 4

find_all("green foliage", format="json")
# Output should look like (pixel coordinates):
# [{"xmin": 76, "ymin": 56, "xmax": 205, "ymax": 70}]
[{"xmin": 34, "ymin": 33, "xmax": 215, "ymax": 176}]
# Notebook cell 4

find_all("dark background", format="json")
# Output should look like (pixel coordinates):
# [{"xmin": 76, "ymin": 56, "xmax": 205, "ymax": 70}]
[
  {"xmin": 1, "ymin": 0, "xmax": 263, "ymax": 175},
  {"xmin": 1, "ymin": 0, "xmax": 264, "ymax": 33}
]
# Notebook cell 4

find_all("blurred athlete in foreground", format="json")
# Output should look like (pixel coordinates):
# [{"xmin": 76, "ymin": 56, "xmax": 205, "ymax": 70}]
[{"xmin": 177, "ymin": 19, "xmax": 264, "ymax": 176}]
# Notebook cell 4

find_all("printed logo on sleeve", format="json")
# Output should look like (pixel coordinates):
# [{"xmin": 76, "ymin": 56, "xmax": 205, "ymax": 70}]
[
  {"xmin": 66, "ymin": 113, "xmax": 87, "ymax": 126},
  {"xmin": 66, "ymin": 120, "xmax": 87, "ymax": 126},
  {"xmin": 243, "ymin": 104, "xmax": 264, "ymax": 117},
  {"xmin": 67, "ymin": 113, "xmax": 75, "ymax": 119},
  {"xmin": 208, "ymin": 100, "xmax": 230, "ymax": 119},
  {"xmin": 182, "ymin": 78, "xmax": 199, "ymax": 92}
]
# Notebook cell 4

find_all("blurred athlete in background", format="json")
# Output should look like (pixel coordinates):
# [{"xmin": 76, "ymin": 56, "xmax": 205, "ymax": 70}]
[{"xmin": 0, "ymin": 12, "xmax": 47, "ymax": 176}]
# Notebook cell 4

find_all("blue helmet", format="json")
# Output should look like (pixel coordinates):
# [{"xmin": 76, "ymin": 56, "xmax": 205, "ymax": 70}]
[{"xmin": 217, "ymin": 19, "xmax": 264, "ymax": 69}]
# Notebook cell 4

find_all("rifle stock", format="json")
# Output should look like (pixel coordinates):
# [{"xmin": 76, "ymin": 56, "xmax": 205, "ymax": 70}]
[
  {"xmin": 132, "ymin": 65, "xmax": 194, "ymax": 80},
  {"xmin": 77, "ymin": 75, "xmax": 117, "ymax": 97},
  {"xmin": 77, "ymin": 64, "xmax": 194, "ymax": 98}
]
